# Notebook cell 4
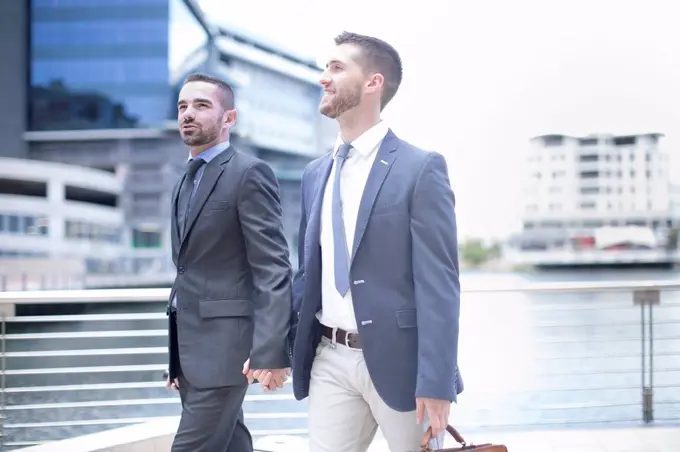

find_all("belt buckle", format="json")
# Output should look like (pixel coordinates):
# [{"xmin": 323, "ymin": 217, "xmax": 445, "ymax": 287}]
[{"xmin": 345, "ymin": 332, "xmax": 358, "ymax": 349}]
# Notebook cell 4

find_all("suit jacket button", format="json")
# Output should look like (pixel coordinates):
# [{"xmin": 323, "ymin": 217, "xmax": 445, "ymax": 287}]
[{"xmin": 178, "ymin": 266, "xmax": 185, "ymax": 274}]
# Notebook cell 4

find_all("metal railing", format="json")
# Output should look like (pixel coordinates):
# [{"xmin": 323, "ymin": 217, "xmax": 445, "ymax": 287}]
[{"xmin": 0, "ymin": 280, "xmax": 679, "ymax": 449}]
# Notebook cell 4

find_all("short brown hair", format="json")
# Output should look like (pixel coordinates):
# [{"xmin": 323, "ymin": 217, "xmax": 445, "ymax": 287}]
[
  {"xmin": 334, "ymin": 31, "xmax": 403, "ymax": 110},
  {"xmin": 183, "ymin": 73, "xmax": 235, "ymax": 110}
]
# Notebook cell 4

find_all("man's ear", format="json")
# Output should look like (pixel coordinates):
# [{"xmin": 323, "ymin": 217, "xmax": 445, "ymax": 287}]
[
  {"xmin": 365, "ymin": 73, "xmax": 384, "ymax": 94},
  {"xmin": 224, "ymin": 109, "xmax": 237, "ymax": 128}
]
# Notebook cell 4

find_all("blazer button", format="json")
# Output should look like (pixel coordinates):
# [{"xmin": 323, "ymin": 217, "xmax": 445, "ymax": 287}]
[{"xmin": 178, "ymin": 266, "xmax": 186, "ymax": 274}]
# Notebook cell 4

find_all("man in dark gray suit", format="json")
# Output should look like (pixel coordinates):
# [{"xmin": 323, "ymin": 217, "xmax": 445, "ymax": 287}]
[
  {"xmin": 166, "ymin": 73, "xmax": 292, "ymax": 452},
  {"xmin": 290, "ymin": 32, "xmax": 463, "ymax": 451}
]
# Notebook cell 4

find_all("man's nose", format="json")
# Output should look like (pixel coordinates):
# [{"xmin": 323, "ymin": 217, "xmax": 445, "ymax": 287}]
[
  {"xmin": 181, "ymin": 109, "xmax": 195, "ymax": 122},
  {"xmin": 319, "ymin": 73, "xmax": 331, "ymax": 87}
]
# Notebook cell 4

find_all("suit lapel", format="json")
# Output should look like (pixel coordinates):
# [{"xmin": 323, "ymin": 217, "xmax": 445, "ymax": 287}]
[
  {"xmin": 171, "ymin": 176, "xmax": 184, "ymax": 246},
  {"xmin": 351, "ymin": 130, "xmax": 398, "ymax": 261},
  {"xmin": 305, "ymin": 156, "xmax": 333, "ymax": 264},
  {"xmin": 180, "ymin": 146, "xmax": 236, "ymax": 244}
]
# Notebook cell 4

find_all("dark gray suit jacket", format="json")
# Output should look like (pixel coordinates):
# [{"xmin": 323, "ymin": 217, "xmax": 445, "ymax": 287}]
[
  {"xmin": 168, "ymin": 146, "xmax": 292, "ymax": 389},
  {"xmin": 291, "ymin": 130, "xmax": 463, "ymax": 412}
]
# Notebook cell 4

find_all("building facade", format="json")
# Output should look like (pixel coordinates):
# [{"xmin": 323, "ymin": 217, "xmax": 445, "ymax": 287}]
[
  {"xmin": 28, "ymin": 0, "xmax": 171, "ymax": 132},
  {"xmin": 523, "ymin": 133, "xmax": 671, "ymax": 233},
  {"xmin": 0, "ymin": 0, "xmax": 336, "ymax": 286},
  {"xmin": 0, "ymin": 157, "xmax": 126, "ymax": 289},
  {"xmin": 511, "ymin": 133, "xmax": 677, "ymax": 265}
]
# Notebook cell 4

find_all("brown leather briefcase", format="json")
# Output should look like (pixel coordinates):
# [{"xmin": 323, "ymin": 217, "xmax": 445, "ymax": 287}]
[{"xmin": 420, "ymin": 425, "xmax": 508, "ymax": 451}]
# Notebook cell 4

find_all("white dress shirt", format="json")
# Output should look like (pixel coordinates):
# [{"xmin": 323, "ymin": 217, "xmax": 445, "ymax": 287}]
[{"xmin": 317, "ymin": 121, "xmax": 389, "ymax": 332}]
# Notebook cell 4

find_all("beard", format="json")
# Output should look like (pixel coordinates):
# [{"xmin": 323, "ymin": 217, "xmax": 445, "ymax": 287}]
[
  {"xmin": 180, "ymin": 121, "xmax": 220, "ymax": 147},
  {"xmin": 320, "ymin": 82, "xmax": 362, "ymax": 119}
]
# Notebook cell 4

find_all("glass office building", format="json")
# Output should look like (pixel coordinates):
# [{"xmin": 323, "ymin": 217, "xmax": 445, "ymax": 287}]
[
  {"xmin": 4, "ymin": 0, "xmax": 335, "ymax": 283},
  {"xmin": 29, "ymin": 0, "xmax": 171, "ymax": 130}
]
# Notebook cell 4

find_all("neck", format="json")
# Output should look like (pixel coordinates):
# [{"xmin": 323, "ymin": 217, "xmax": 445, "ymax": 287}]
[
  {"xmin": 189, "ymin": 136, "xmax": 228, "ymax": 158},
  {"xmin": 189, "ymin": 144, "xmax": 213, "ymax": 158},
  {"xmin": 337, "ymin": 107, "xmax": 381, "ymax": 143}
]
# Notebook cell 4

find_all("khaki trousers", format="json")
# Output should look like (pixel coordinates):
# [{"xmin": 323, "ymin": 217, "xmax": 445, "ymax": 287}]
[{"xmin": 308, "ymin": 336, "xmax": 444, "ymax": 452}]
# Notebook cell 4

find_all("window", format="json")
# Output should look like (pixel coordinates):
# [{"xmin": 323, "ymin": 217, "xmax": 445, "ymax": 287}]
[
  {"xmin": 132, "ymin": 228, "xmax": 162, "ymax": 248},
  {"xmin": 0, "ymin": 250, "xmax": 48, "ymax": 259},
  {"xmin": 613, "ymin": 136, "xmax": 637, "ymax": 146},
  {"xmin": 65, "ymin": 220, "xmax": 121, "ymax": 243},
  {"xmin": 0, "ymin": 214, "xmax": 49, "ymax": 235},
  {"xmin": 542, "ymin": 136, "xmax": 564, "ymax": 146},
  {"xmin": 29, "ymin": 1, "xmax": 170, "ymax": 130}
]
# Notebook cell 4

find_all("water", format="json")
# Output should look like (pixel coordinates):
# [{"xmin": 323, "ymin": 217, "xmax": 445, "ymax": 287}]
[{"xmin": 3, "ymin": 269, "xmax": 680, "ymax": 448}]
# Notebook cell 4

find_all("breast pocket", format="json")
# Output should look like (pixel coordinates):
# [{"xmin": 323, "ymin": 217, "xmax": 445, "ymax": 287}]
[
  {"xmin": 203, "ymin": 200, "xmax": 231, "ymax": 213},
  {"xmin": 371, "ymin": 203, "xmax": 407, "ymax": 218},
  {"xmin": 200, "ymin": 201, "xmax": 235, "ymax": 224}
]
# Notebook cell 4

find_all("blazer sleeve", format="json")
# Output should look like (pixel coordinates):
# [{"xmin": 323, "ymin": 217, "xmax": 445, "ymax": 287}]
[
  {"xmin": 237, "ymin": 161, "xmax": 293, "ymax": 370},
  {"xmin": 410, "ymin": 152, "xmax": 461, "ymax": 402},
  {"xmin": 289, "ymin": 168, "xmax": 309, "ymax": 356}
]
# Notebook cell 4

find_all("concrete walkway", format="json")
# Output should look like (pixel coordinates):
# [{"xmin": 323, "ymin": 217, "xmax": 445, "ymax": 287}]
[
  {"xmin": 17, "ymin": 421, "xmax": 680, "ymax": 451},
  {"xmin": 364, "ymin": 426, "xmax": 680, "ymax": 452}
]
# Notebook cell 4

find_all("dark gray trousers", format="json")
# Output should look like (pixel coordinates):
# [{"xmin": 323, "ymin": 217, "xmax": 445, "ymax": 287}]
[{"xmin": 171, "ymin": 374, "xmax": 253, "ymax": 452}]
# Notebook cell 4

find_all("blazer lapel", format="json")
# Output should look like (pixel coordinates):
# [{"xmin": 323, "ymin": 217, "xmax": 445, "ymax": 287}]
[
  {"xmin": 171, "ymin": 176, "xmax": 184, "ymax": 246},
  {"xmin": 181, "ymin": 146, "xmax": 236, "ymax": 244},
  {"xmin": 351, "ymin": 130, "xmax": 398, "ymax": 261},
  {"xmin": 305, "ymin": 156, "xmax": 333, "ymax": 264}
]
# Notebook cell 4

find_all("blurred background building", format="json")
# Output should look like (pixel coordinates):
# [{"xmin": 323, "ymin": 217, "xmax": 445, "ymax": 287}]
[
  {"xmin": 0, "ymin": 0, "xmax": 337, "ymax": 289},
  {"xmin": 507, "ymin": 132, "xmax": 680, "ymax": 268}
]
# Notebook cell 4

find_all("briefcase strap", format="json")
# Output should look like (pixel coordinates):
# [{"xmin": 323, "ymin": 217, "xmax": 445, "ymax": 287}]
[{"xmin": 420, "ymin": 425, "xmax": 467, "ymax": 449}]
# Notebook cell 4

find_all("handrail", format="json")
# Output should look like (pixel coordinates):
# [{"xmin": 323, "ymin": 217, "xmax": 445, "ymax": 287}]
[
  {"xmin": 1, "ymin": 310, "xmax": 6, "ymax": 445},
  {"xmin": 0, "ymin": 288, "xmax": 169, "ymax": 304},
  {"xmin": 0, "ymin": 280, "xmax": 679, "ymax": 449},
  {"xmin": 1, "ymin": 279, "xmax": 680, "ymax": 304}
]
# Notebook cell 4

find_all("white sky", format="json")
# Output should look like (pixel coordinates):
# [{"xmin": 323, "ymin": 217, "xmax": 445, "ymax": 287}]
[{"xmin": 194, "ymin": 0, "xmax": 680, "ymax": 240}]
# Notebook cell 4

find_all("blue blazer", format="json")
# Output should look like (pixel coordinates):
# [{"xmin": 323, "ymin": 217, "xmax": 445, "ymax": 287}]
[{"xmin": 290, "ymin": 129, "xmax": 463, "ymax": 412}]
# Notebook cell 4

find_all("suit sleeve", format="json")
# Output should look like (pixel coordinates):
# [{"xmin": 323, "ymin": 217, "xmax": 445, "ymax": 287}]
[
  {"xmin": 237, "ymin": 161, "xmax": 293, "ymax": 370},
  {"xmin": 289, "ymin": 168, "xmax": 308, "ymax": 357},
  {"xmin": 410, "ymin": 152, "xmax": 461, "ymax": 402}
]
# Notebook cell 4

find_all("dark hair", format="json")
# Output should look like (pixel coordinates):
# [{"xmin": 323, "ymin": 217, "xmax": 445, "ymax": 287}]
[
  {"xmin": 334, "ymin": 31, "xmax": 403, "ymax": 110},
  {"xmin": 183, "ymin": 73, "xmax": 235, "ymax": 110}
]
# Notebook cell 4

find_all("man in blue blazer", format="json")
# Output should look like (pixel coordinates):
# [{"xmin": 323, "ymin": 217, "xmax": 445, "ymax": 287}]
[{"xmin": 290, "ymin": 31, "xmax": 463, "ymax": 451}]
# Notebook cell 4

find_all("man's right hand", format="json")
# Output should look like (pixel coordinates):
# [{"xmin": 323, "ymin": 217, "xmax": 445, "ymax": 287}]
[
  {"xmin": 165, "ymin": 375, "xmax": 179, "ymax": 391},
  {"xmin": 253, "ymin": 368, "xmax": 290, "ymax": 392},
  {"xmin": 242, "ymin": 359, "xmax": 289, "ymax": 391}
]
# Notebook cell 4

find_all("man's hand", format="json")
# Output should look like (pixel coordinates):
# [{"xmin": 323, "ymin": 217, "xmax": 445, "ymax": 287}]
[
  {"xmin": 165, "ymin": 375, "xmax": 179, "ymax": 392},
  {"xmin": 416, "ymin": 397, "xmax": 451, "ymax": 437},
  {"xmin": 242, "ymin": 359, "xmax": 290, "ymax": 391},
  {"xmin": 252, "ymin": 368, "xmax": 290, "ymax": 392}
]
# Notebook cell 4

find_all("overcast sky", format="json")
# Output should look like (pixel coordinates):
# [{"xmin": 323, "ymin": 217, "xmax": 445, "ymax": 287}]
[{"xmin": 193, "ymin": 0, "xmax": 680, "ymax": 240}]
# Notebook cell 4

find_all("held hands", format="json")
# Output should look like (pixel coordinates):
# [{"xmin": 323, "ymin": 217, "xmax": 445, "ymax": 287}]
[
  {"xmin": 165, "ymin": 376, "xmax": 179, "ymax": 391},
  {"xmin": 416, "ymin": 397, "xmax": 451, "ymax": 437},
  {"xmin": 242, "ymin": 358, "xmax": 290, "ymax": 392}
]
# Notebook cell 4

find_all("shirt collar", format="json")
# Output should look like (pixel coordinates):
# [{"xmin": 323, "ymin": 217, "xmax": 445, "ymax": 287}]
[
  {"xmin": 188, "ymin": 140, "xmax": 230, "ymax": 163},
  {"xmin": 333, "ymin": 121, "xmax": 389, "ymax": 158}
]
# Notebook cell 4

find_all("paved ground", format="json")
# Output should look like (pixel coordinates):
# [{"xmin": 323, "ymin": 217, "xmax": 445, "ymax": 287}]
[
  {"xmin": 17, "ymin": 419, "xmax": 680, "ymax": 451},
  {"xmin": 362, "ymin": 426, "xmax": 680, "ymax": 452}
]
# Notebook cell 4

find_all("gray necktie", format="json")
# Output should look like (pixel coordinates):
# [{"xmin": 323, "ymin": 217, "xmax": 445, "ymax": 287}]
[
  {"xmin": 333, "ymin": 144, "xmax": 352, "ymax": 296},
  {"xmin": 177, "ymin": 158, "xmax": 205, "ymax": 236}
]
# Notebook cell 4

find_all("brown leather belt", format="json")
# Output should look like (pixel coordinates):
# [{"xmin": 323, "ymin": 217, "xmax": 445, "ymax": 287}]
[{"xmin": 321, "ymin": 325, "xmax": 362, "ymax": 349}]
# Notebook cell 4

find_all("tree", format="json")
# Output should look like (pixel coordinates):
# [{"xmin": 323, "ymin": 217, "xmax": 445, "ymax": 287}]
[{"xmin": 459, "ymin": 238, "xmax": 501, "ymax": 268}]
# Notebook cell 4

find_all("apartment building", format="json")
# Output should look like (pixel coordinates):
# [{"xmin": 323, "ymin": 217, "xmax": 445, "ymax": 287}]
[{"xmin": 519, "ymin": 133, "xmax": 673, "ymax": 252}]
